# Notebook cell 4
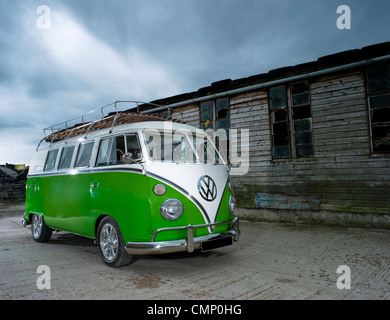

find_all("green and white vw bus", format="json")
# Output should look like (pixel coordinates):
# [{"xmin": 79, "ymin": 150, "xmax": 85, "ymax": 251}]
[{"xmin": 23, "ymin": 102, "xmax": 239, "ymax": 267}]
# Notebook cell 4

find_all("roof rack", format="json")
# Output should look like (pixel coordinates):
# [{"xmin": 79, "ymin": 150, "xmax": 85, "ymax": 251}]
[{"xmin": 37, "ymin": 100, "xmax": 181, "ymax": 150}]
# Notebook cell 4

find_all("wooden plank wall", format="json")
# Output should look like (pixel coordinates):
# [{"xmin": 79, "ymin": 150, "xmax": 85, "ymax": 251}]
[
  {"xmin": 171, "ymin": 104, "xmax": 199, "ymax": 128},
  {"xmin": 171, "ymin": 69, "xmax": 390, "ymax": 215}
]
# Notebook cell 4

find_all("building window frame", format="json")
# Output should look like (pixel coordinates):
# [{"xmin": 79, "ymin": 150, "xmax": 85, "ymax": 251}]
[
  {"xmin": 269, "ymin": 80, "xmax": 314, "ymax": 159},
  {"xmin": 200, "ymin": 97, "xmax": 230, "ymax": 162},
  {"xmin": 366, "ymin": 63, "xmax": 390, "ymax": 154}
]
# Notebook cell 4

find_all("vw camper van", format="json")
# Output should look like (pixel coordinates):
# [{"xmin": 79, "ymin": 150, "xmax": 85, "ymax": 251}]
[{"xmin": 23, "ymin": 102, "xmax": 239, "ymax": 267}]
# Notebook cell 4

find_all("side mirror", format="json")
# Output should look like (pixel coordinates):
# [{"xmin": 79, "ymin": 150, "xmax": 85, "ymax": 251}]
[{"xmin": 122, "ymin": 152, "xmax": 135, "ymax": 164}]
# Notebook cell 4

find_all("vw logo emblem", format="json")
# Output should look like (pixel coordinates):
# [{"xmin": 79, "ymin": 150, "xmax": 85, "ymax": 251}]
[{"xmin": 197, "ymin": 175, "xmax": 217, "ymax": 201}]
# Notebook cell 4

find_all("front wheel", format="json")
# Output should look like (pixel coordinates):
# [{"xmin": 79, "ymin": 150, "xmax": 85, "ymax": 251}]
[
  {"xmin": 97, "ymin": 216, "xmax": 132, "ymax": 268},
  {"xmin": 31, "ymin": 214, "xmax": 52, "ymax": 242}
]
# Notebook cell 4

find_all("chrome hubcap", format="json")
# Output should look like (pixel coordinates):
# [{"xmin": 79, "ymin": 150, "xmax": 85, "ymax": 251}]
[
  {"xmin": 100, "ymin": 223, "xmax": 119, "ymax": 261},
  {"xmin": 32, "ymin": 215, "xmax": 43, "ymax": 239}
]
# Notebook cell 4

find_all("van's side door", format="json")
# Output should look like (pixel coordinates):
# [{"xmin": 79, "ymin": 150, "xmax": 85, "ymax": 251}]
[
  {"xmin": 90, "ymin": 134, "xmax": 151, "ymax": 242},
  {"xmin": 45, "ymin": 141, "xmax": 96, "ymax": 236}
]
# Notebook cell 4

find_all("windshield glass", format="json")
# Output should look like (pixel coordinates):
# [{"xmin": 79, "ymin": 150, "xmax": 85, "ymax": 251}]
[{"xmin": 144, "ymin": 130, "xmax": 223, "ymax": 164}]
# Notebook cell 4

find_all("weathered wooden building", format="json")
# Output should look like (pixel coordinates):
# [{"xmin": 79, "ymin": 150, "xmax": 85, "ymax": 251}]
[{"xmin": 145, "ymin": 42, "xmax": 390, "ymax": 227}]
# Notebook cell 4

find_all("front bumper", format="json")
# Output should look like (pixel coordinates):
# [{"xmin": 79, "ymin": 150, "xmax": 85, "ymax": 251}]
[{"xmin": 125, "ymin": 217, "xmax": 239, "ymax": 255}]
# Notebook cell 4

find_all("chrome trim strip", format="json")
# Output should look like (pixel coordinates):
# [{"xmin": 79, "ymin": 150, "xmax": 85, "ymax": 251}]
[{"xmin": 27, "ymin": 167, "xmax": 143, "ymax": 178}]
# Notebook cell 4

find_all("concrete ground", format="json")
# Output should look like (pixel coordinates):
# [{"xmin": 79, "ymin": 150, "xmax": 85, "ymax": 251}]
[{"xmin": 0, "ymin": 201, "xmax": 389, "ymax": 300}]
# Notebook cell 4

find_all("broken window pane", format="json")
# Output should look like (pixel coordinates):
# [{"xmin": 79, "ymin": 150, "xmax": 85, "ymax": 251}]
[
  {"xmin": 274, "ymin": 109, "xmax": 287, "ymax": 122},
  {"xmin": 372, "ymin": 125, "xmax": 389, "ymax": 139},
  {"xmin": 371, "ymin": 107, "xmax": 390, "ymax": 124},
  {"xmin": 273, "ymin": 134, "xmax": 289, "ymax": 147},
  {"xmin": 372, "ymin": 124, "xmax": 390, "ymax": 153},
  {"xmin": 373, "ymin": 144, "xmax": 390, "ymax": 153},
  {"xmin": 291, "ymin": 81, "xmax": 309, "ymax": 94},
  {"xmin": 293, "ymin": 105, "xmax": 311, "ymax": 120},
  {"xmin": 273, "ymin": 121, "xmax": 288, "ymax": 135},
  {"xmin": 216, "ymin": 97, "xmax": 229, "ymax": 119}
]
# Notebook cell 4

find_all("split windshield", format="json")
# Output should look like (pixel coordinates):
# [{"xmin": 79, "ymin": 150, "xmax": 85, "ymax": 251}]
[{"xmin": 144, "ymin": 130, "xmax": 223, "ymax": 164}]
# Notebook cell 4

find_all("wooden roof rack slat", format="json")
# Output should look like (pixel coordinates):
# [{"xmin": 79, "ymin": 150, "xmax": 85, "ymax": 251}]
[{"xmin": 37, "ymin": 100, "xmax": 181, "ymax": 150}]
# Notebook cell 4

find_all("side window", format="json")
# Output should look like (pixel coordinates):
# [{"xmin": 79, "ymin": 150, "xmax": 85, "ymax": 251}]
[
  {"xmin": 75, "ymin": 141, "xmax": 94, "ymax": 167},
  {"xmin": 44, "ymin": 149, "xmax": 59, "ymax": 171},
  {"xmin": 58, "ymin": 146, "xmax": 75, "ymax": 170},
  {"xmin": 96, "ymin": 136, "xmax": 125, "ymax": 166},
  {"xmin": 126, "ymin": 134, "xmax": 142, "ymax": 160}
]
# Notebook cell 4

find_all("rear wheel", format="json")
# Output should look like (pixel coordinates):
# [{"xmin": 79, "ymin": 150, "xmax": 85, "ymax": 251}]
[
  {"xmin": 31, "ymin": 214, "xmax": 52, "ymax": 242},
  {"xmin": 97, "ymin": 216, "xmax": 132, "ymax": 268}
]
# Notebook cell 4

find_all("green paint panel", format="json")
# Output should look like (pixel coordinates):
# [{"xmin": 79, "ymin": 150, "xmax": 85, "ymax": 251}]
[{"xmin": 26, "ymin": 172, "xmax": 235, "ymax": 244}]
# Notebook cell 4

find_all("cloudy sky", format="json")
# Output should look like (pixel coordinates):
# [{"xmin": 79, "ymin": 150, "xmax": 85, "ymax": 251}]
[{"xmin": 0, "ymin": 0, "xmax": 389, "ymax": 164}]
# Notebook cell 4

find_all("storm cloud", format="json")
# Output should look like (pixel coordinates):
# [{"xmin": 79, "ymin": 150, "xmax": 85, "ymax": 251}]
[{"xmin": 0, "ymin": 0, "xmax": 389, "ymax": 163}]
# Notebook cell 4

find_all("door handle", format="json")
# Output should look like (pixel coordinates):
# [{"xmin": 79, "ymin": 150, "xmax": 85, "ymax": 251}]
[{"xmin": 90, "ymin": 183, "xmax": 99, "ymax": 188}]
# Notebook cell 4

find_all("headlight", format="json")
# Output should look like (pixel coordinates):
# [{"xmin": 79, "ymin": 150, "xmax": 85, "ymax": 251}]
[
  {"xmin": 229, "ymin": 195, "xmax": 236, "ymax": 214},
  {"xmin": 160, "ymin": 199, "xmax": 184, "ymax": 221}
]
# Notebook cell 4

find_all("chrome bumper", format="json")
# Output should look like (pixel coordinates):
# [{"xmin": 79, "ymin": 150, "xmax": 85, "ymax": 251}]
[
  {"xmin": 125, "ymin": 217, "xmax": 239, "ymax": 255},
  {"xmin": 22, "ymin": 215, "xmax": 31, "ymax": 229}
]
